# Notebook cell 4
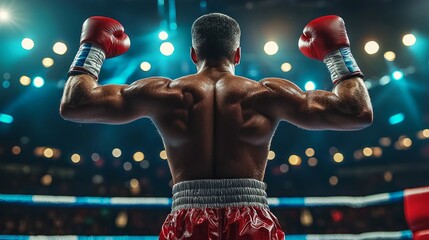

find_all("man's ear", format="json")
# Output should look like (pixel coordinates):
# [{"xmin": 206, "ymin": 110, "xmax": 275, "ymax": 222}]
[
  {"xmin": 234, "ymin": 47, "xmax": 241, "ymax": 65},
  {"xmin": 190, "ymin": 47, "xmax": 198, "ymax": 64}
]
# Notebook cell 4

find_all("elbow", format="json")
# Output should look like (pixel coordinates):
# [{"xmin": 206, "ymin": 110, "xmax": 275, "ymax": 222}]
[
  {"xmin": 353, "ymin": 108, "xmax": 374, "ymax": 130},
  {"xmin": 59, "ymin": 102, "xmax": 76, "ymax": 121},
  {"xmin": 59, "ymin": 99, "xmax": 89, "ymax": 122}
]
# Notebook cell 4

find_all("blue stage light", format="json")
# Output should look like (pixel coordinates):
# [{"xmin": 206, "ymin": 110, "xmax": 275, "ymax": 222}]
[
  {"xmin": 392, "ymin": 71, "xmax": 403, "ymax": 80},
  {"xmin": 0, "ymin": 113, "xmax": 13, "ymax": 124},
  {"xmin": 304, "ymin": 81, "xmax": 316, "ymax": 91},
  {"xmin": 33, "ymin": 76, "xmax": 44, "ymax": 88},
  {"xmin": 389, "ymin": 113, "xmax": 404, "ymax": 125}
]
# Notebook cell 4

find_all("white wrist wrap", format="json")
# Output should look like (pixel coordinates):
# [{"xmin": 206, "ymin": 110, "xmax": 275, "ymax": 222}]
[
  {"xmin": 69, "ymin": 43, "xmax": 106, "ymax": 79},
  {"xmin": 323, "ymin": 47, "xmax": 363, "ymax": 84}
]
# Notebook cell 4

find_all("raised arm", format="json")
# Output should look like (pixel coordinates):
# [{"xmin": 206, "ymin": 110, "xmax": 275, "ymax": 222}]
[
  {"xmin": 59, "ymin": 16, "xmax": 179, "ymax": 124},
  {"xmin": 260, "ymin": 76, "xmax": 372, "ymax": 130},
  {"xmin": 60, "ymin": 75, "xmax": 176, "ymax": 124},
  {"xmin": 258, "ymin": 15, "xmax": 373, "ymax": 130}
]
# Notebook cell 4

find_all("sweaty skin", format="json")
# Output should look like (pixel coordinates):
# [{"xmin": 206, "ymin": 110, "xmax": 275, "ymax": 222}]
[{"xmin": 60, "ymin": 58, "xmax": 373, "ymax": 184}]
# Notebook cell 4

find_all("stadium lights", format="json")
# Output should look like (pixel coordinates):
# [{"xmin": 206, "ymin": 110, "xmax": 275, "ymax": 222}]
[
  {"xmin": 21, "ymin": 38, "xmax": 34, "ymax": 50},
  {"xmin": 364, "ymin": 41, "xmax": 379, "ymax": 55},
  {"xmin": 160, "ymin": 42, "xmax": 174, "ymax": 56},
  {"xmin": 264, "ymin": 41, "xmax": 279, "ymax": 55},
  {"xmin": 158, "ymin": 31, "xmax": 168, "ymax": 40},
  {"xmin": 0, "ymin": 9, "xmax": 9, "ymax": 21}
]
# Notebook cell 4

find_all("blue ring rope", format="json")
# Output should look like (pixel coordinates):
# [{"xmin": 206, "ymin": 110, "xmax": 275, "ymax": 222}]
[{"xmin": 0, "ymin": 190, "xmax": 404, "ymax": 208}]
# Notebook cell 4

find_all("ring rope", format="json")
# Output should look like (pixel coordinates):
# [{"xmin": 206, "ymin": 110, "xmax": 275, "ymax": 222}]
[
  {"xmin": 0, "ymin": 231, "xmax": 413, "ymax": 240},
  {"xmin": 0, "ymin": 190, "xmax": 404, "ymax": 208}
]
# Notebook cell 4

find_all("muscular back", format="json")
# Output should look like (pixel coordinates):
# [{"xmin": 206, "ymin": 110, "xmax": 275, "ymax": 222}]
[
  {"xmin": 61, "ymin": 68, "xmax": 372, "ymax": 185},
  {"xmin": 152, "ymin": 71, "xmax": 276, "ymax": 184}
]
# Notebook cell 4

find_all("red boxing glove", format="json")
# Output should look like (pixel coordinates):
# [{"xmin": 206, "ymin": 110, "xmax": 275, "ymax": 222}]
[
  {"xmin": 69, "ymin": 16, "xmax": 130, "ymax": 79},
  {"xmin": 299, "ymin": 15, "xmax": 363, "ymax": 84},
  {"xmin": 80, "ymin": 16, "xmax": 130, "ymax": 58}
]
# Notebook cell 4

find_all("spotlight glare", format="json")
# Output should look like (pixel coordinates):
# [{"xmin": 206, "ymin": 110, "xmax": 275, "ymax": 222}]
[
  {"xmin": 160, "ymin": 42, "xmax": 174, "ymax": 56},
  {"xmin": 42, "ymin": 58, "xmax": 54, "ymax": 68},
  {"xmin": 140, "ymin": 61, "xmax": 151, "ymax": 71},
  {"xmin": 264, "ymin": 41, "xmax": 279, "ymax": 55},
  {"xmin": 53, "ymin": 42, "xmax": 67, "ymax": 55},
  {"xmin": 280, "ymin": 62, "xmax": 292, "ymax": 72},
  {"xmin": 364, "ymin": 41, "xmax": 379, "ymax": 55},
  {"xmin": 0, "ymin": 9, "xmax": 9, "ymax": 21},
  {"xmin": 402, "ymin": 34, "xmax": 416, "ymax": 46},
  {"xmin": 33, "ymin": 77, "xmax": 44, "ymax": 88},
  {"xmin": 392, "ymin": 70, "xmax": 403, "ymax": 80},
  {"xmin": 384, "ymin": 51, "xmax": 396, "ymax": 61},
  {"xmin": 304, "ymin": 81, "xmax": 316, "ymax": 91},
  {"xmin": 158, "ymin": 31, "xmax": 168, "ymax": 40},
  {"xmin": 21, "ymin": 38, "xmax": 34, "ymax": 50}
]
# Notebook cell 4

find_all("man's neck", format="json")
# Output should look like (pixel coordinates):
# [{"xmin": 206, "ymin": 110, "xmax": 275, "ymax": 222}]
[{"xmin": 196, "ymin": 59, "xmax": 235, "ymax": 75}]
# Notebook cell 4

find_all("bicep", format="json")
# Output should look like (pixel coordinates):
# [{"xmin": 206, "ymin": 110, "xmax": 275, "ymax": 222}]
[
  {"xmin": 61, "ymin": 75, "xmax": 177, "ymax": 124},
  {"xmin": 259, "ymin": 77, "xmax": 369, "ymax": 130}
]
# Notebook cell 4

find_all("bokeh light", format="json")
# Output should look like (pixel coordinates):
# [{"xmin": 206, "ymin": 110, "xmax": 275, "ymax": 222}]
[
  {"xmin": 363, "ymin": 147, "xmax": 373, "ymax": 157},
  {"xmin": 41, "ymin": 174, "xmax": 52, "ymax": 186},
  {"xmin": 160, "ymin": 42, "xmax": 174, "ymax": 56},
  {"xmin": 364, "ymin": 41, "xmax": 379, "ymax": 55},
  {"xmin": 32, "ymin": 77, "xmax": 44, "ymax": 88},
  {"xmin": 19, "ymin": 76, "xmax": 31, "ymax": 86},
  {"xmin": 329, "ymin": 176, "xmax": 339, "ymax": 186},
  {"xmin": 140, "ymin": 61, "xmax": 151, "ymax": 71},
  {"xmin": 267, "ymin": 150, "xmax": 276, "ymax": 160},
  {"xmin": 264, "ymin": 41, "xmax": 278, "ymax": 55},
  {"xmin": 384, "ymin": 51, "xmax": 396, "ymax": 61},
  {"xmin": 402, "ymin": 34, "xmax": 416, "ymax": 46},
  {"xmin": 112, "ymin": 148, "xmax": 122, "ymax": 158},
  {"xmin": 333, "ymin": 152, "xmax": 344, "ymax": 163},
  {"xmin": 53, "ymin": 42, "xmax": 67, "ymax": 55},
  {"xmin": 42, "ymin": 58, "xmax": 54, "ymax": 68},
  {"xmin": 288, "ymin": 154, "xmax": 302, "ymax": 166},
  {"xmin": 280, "ymin": 62, "xmax": 292, "ymax": 72},
  {"xmin": 392, "ymin": 71, "xmax": 403, "ymax": 80},
  {"xmin": 304, "ymin": 81, "xmax": 316, "ymax": 91},
  {"xmin": 305, "ymin": 148, "xmax": 315, "ymax": 157},
  {"xmin": 159, "ymin": 31, "xmax": 168, "ymax": 40},
  {"xmin": 43, "ymin": 148, "xmax": 54, "ymax": 158},
  {"xmin": 159, "ymin": 150, "xmax": 168, "ymax": 160},
  {"xmin": 133, "ymin": 151, "xmax": 145, "ymax": 162},
  {"xmin": 71, "ymin": 153, "xmax": 81, "ymax": 163},
  {"xmin": 0, "ymin": 113, "xmax": 14, "ymax": 124},
  {"xmin": 12, "ymin": 146, "xmax": 21, "ymax": 155},
  {"xmin": 21, "ymin": 38, "xmax": 34, "ymax": 50},
  {"xmin": 308, "ymin": 157, "xmax": 318, "ymax": 167},
  {"xmin": 123, "ymin": 162, "xmax": 132, "ymax": 171}
]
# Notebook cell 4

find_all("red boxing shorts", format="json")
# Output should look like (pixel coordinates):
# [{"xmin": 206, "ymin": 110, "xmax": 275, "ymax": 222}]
[{"xmin": 159, "ymin": 178, "xmax": 285, "ymax": 240}]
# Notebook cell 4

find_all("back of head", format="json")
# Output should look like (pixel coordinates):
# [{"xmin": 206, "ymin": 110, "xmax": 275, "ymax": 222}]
[{"xmin": 191, "ymin": 13, "xmax": 241, "ymax": 61}]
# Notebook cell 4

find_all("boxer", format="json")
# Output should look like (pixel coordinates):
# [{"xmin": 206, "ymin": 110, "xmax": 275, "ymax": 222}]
[{"xmin": 60, "ymin": 13, "xmax": 373, "ymax": 239}]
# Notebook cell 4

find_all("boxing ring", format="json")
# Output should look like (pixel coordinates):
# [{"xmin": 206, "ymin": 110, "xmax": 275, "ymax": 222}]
[{"xmin": 1, "ymin": 186, "xmax": 428, "ymax": 240}]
